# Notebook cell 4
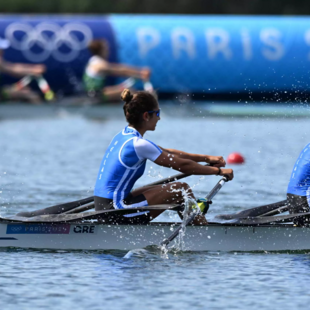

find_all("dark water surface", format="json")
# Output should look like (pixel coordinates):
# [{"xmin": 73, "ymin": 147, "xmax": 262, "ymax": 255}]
[{"xmin": 1, "ymin": 107, "xmax": 310, "ymax": 309}]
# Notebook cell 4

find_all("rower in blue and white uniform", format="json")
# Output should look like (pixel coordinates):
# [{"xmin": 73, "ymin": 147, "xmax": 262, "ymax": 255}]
[
  {"xmin": 287, "ymin": 143, "xmax": 310, "ymax": 215},
  {"xmin": 94, "ymin": 125, "xmax": 162, "ymax": 211},
  {"xmin": 94, "ymin": 88, "xmax": 233, "ymax": 224}
]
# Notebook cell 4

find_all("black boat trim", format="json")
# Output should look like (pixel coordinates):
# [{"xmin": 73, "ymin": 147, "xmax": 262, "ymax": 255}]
[
  {"xmin": 215, "ymin": 200, "xmax": 287, "ymax": 220},
  {"xmin": 16, "ymin": 196, "xmax": 94, "ymax": 218},
  {"xmin": 0, "ymin": 205, "xmax": 182, "ymax": 224}
]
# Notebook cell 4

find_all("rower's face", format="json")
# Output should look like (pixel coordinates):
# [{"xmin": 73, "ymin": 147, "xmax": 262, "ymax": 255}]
[{"xmin": 148, "ymin": 103, "xmax": 160, "ymax": 131}]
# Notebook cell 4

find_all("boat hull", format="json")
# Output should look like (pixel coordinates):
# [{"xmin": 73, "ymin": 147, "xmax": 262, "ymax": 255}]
[{"xmin": 0, "ymin": 221, "xmax": 310, "ymax": 252}]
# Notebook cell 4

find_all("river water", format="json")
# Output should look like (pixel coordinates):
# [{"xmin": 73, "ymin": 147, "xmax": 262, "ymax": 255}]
[{"xmin": 1, "ymin": 104, "xmax": 310, "ymax": 309}]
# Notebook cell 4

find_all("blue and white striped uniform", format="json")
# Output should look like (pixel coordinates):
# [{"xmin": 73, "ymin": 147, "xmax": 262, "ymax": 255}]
[
  {"xmin": 94, "ymin": 126, "xmax": 162, "ymax": 209},
  {"xmin": 287, "ymin": 143, "xmax": 310, "ymax": 200}
]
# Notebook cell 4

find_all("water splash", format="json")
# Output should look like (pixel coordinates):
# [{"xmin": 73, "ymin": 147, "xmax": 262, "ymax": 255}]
[
  {"xmin": 146, "ymin": 165, "xmax": 164, "ymax": 180},
  {"xmin": 123, "ymin": 248, "xmax": 149, "ymax": 259},
  {"xmin": 160, "ymin": 185, "xmax": 202, "ymax": 253},
  {"xmin": 174, "ymin": 196, "xmax": 200, "ymax": 252}
]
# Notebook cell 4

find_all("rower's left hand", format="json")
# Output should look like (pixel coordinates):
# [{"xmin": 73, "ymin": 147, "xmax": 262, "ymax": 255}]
[
  {"xmin": 207, "ymin": 156, "xmax": 226, "ymax": 167},
  {"xmin": 140, "ymin": 68, "xmax": 151, "ymax": 81}
]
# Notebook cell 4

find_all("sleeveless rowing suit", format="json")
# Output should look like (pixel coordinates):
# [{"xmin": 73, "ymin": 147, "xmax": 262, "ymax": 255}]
[
  {"xmin": 83, "ymin": 55, "xmax": 106, "ymax": 99},
  {"xmin": 287, "ymin": 143, "xmax": 310, "ymax": 214},
  {"xmin": 94, "ymin": 126, "xmax": 162, "ymax": 215}
]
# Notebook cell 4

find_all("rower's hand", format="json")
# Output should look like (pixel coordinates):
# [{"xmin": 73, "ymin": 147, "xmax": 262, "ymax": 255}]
[
  {"xmin": 31, "ymin": 64, "xmax": 46, "ymax": 76},
  {"xmin": 208, "ymin": 156, "xmax": 226, "ymax": 167},
  {"xmin": 219, "ymin": 168, "xmax": 234, "ymax": 180},
  {"xmin": 140, "ymin": 68, "xmax": 151, "ymax": 81}
]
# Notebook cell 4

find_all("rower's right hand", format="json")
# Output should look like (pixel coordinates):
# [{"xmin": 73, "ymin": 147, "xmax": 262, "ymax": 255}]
[
  {"xmin": 220, "ymin": 168, "xmax": 234, "ymax": 180},
  {"xmin": 140, "ymin": 68, "xmax": 151, "ymax": 81},
  {"xmin": 32, "ymin": 64, "xmax": 46, "ymax": 76}
]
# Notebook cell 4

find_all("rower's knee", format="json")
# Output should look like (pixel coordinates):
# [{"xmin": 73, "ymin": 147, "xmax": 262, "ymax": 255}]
[{"xmin": 172, "ymin": 182, "xmax": 193, "ymax": 196}]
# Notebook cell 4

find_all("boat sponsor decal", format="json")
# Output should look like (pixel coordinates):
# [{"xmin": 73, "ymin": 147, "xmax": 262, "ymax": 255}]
[
  {"xmin": 72, "ymin": 225, "xmax": 97, "ymax": 234},
  {"xmin": 6, "ymin": 224, "xmax": 70, "ymax": 234}
]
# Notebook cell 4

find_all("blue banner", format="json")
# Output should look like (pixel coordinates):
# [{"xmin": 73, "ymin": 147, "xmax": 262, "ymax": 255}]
[
  {"xmin": 111, "ymin": 15, "xmax": 310, "ymax": 94},
  {"xmin": 1, "ymin": 15, "xmax": 310, "ymax": 95}
]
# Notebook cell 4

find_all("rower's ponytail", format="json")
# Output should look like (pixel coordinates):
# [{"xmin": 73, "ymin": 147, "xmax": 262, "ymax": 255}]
[
  {"xmin": 121, "ymin": 89, "xmax": 133, "ymax": 104},
  {"xmin": 121, "ymin": 89, "xmax": 157, "ymax": 127}
]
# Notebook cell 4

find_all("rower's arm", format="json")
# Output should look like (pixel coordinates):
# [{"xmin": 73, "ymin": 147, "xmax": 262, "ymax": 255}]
[
  {"xmin": 158, "ymin": 146, "xmax": 226, "ymax": 167},
  {"xmin": 92, "ymin": 60, "xmax": 150, "ymax": 80},
  {"xmin": 0, "ymin": 60, "xmax": 45, "ymax": 77},
  {"xmin": 154, "ymin": 150, "xmax": 233, "ymax": 179}
]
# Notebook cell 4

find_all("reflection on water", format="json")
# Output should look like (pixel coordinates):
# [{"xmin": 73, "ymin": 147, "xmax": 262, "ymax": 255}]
[{"xmin": 1, "ymin": 108, "xmax": 310, "ymax": 309}]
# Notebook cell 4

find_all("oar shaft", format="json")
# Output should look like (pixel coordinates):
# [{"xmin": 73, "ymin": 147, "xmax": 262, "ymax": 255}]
[
  {"xmin": 46, "ymin": 165, "xmax": 210, "ymax": 215},
  {"xmin": 161, "ymin": 177, "xmax": 228, "ymax": 247},
  {"xmin": 64, "ymin": 202, "xmax": 95, "ymax": 214},
  {"xmin": 259, "ymin": 205, "xmax": 288, "ymax": 217},
  {"xmin": 140, "ymin": 164, "xmax": 210, "ymax": 188},
  {"xmin": 206, "ymin": 178, "xmax": 227, "ymax": 202}
]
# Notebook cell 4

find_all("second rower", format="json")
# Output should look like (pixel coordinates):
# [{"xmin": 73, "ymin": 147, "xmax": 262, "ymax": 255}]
[
  {"xmin": 84, "ymin": 39, "xmax": 150, "ymax": 103},
  {"xmin": 287, "ymin": 143, "xmax": 310, "ymax": 222}
]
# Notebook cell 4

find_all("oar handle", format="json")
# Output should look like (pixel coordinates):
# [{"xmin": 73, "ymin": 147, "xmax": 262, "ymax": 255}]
[
  {"xmin": 206, "ymin": 176, "xmax": 228, "ymax": 202},
  {"xmin": 160, "ymin": 176, "xmax": 228, "ymax": 247}
]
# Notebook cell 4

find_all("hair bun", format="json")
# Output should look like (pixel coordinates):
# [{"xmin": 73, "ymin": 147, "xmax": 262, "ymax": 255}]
[{"xmin": 121, "ymin": 89, "xmax": 133, "ymax": 103}]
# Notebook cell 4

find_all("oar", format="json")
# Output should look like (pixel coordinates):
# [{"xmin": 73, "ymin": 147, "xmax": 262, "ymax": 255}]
[
  {"xmin": 215, "ymin": 200, "xmax": 287, "ymax": 220},
  {"xmin": 234, "ymin": 211, "xmax": 310, "ymax": 225},
  {"xmin": 16, "ymin": 196, "xmax": 94, "ymax": 217},
  {"xmin": 258, "ymin": 205, "xmax": 288, "ymax": 217},
  {"xmin": 9, "ymin": 205, "xmax": 182, "ymax": 223},
  {"xmin": 49, "ymin": 165, "xmax": 212, "ymax": 215},
  {"xmin": 64, "ymin": 202, "xmax": 94, "ymax": 214},
  {"xmin": 63, "ymin": 166, "xmax": 211, "ymax": 214},
  {"xmin": 141, "ymin": 164, "xmax": 210, "ymax": 187},
  {"xmin": 19, "ymin": 164, "xmax": 212, "ymax": 217},
  {"xmin": 160, "ymin": 176, "xmax": 229, "ymax": 248}
]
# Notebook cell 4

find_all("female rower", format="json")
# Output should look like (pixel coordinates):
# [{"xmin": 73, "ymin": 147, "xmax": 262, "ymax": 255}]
[
  {"xmin": 84, "ymin": 39, "xmax": 150, "ymax": 103},
  {"xmin": 94, "ymin": 89, "xmax": 234, "ymax": 224}
]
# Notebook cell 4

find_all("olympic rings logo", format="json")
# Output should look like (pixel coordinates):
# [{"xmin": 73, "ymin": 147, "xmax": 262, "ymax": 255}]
[
  {"xmin": 9, "ymin": 226, "xmax": 23, "ymax": 232},
  {"xmin": 5, "ymin": 22, "xmax": 93, "ymax": 62}
]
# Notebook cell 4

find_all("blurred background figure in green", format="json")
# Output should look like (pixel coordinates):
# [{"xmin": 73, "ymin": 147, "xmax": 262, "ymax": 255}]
[{"xmin": 84, "ymin": 39, "xmax": 151, "ymax": 103}]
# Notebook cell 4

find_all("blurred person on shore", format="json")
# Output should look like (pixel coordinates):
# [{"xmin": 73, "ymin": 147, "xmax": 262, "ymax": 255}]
[
  {"xmin": 84, "ymin": 39, "xmax": 151, "ymax": 103},
  {"xmin": 0, "ymin": 39, "xmax": 46, "ymax": 104}
]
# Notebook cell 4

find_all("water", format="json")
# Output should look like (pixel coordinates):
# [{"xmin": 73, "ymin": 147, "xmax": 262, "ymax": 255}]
[{"xmin": 1, "ymin": 106, "xmax": 310, "ymax": 309}]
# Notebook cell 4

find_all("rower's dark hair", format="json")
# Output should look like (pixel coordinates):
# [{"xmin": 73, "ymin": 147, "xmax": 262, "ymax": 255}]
[
  {"xmin": 121, "ymin": 89, "xmax": 158, "ymax": 127},
  {"xmin": 88, "ymin": 39, "xmax": 108, "ymax": 57}
]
